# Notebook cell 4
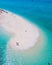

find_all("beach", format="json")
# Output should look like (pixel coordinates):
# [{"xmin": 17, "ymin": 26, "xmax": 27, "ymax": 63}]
[{"xmin": 0, "ymin": 9, "xmax": 40, "ymax": 50}]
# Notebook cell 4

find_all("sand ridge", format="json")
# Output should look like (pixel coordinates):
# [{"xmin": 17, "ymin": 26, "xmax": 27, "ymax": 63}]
[{"xmin": 0, "ymin": 9, "xmax": 40, "ymax": 50}]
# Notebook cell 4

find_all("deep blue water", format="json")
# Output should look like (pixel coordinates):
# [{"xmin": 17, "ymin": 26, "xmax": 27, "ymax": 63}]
[{"xmin": 0, "ymin": 0, "xmax": 52, "ymax": 65}]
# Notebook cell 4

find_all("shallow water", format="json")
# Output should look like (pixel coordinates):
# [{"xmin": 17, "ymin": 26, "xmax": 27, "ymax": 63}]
[{"xmin": 0, "ymin": 0, "xmax": 52, "ymax": 65}]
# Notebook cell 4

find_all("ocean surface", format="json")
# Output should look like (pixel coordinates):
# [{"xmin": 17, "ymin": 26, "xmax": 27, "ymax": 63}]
[{"xmin": 0, "ymin": 0, "xmax": 52, "ymax": 65}]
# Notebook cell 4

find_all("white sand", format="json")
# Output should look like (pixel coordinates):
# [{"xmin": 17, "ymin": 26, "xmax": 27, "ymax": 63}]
[{"xmin": 0, "ymin": 9, "xmax": 40, "ymax": 50}]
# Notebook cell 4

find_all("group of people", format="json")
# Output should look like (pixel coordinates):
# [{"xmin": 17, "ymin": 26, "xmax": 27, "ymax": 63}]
[{"xmin": 0, "ymin": 9, "xmax": 8, "ymax": 15}]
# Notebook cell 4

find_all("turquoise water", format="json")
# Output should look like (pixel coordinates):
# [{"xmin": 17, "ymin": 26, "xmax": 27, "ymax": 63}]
[
  {"xmin": 0, "ymin": 27, "xmax": 12, "ymax": 65},
  {"xmin": 0, "ymin": 0, "xmax": 52, "ymax": 65}
]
